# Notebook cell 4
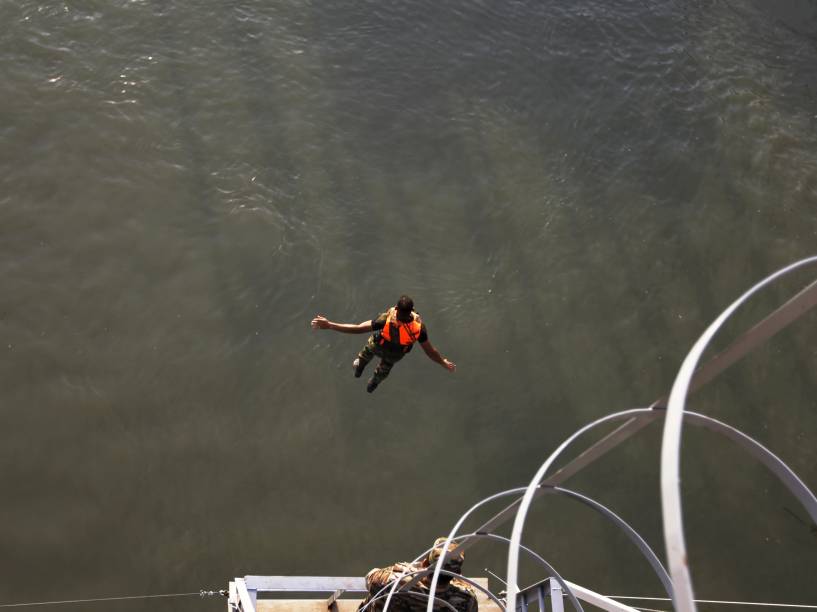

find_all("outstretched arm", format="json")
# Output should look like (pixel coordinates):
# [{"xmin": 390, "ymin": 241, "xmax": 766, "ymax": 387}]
[
  {"xmin": 311, "ymin": 315, "xmax": 373, "ymax": 334},
  {"xmin": 420, "ymin": 340, "xmax": 456, "ymax": 371}
]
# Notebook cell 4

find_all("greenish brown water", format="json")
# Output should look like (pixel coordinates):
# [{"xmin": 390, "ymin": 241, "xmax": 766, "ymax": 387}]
[{"xmin": 2, "ymin": 1, "xmax": 817, "ymax": 610}]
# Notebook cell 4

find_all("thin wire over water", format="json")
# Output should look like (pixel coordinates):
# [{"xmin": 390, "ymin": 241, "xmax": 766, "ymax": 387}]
[
  {"xmin": 610, "ymin": 596, "xmax": 817, "ymax": 609},
  {"xmin": 0, "ymin": 590, "xmax": 220, "ymax": 608}
]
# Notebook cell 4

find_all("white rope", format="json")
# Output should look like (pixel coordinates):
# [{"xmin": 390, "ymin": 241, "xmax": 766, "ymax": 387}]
[
  {"xmin": 609, "ymin": 596, "xmax": 817, "ymax": 609},
  {"xmin": 0, "ymin": 591, "xmax": 212, "ymax": 608}
]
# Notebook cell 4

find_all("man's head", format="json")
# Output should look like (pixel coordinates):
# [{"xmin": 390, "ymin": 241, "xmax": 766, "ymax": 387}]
[
  {"xmin": 396, "ymin": 295, "xmax": 414, "ymax": 322},
  {"xmin": 422, "ymin": 538, "xmax": 464, "ymax": 587}
]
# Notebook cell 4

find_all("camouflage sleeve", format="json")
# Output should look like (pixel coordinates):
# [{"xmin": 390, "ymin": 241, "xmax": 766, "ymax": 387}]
[
  {"xmin": 365, "ymin": 567, "xmax": 391, "ymax": 592},
  {"xmin": 365, "ymin": 563, "xmax": 413, "ymax": 593}
]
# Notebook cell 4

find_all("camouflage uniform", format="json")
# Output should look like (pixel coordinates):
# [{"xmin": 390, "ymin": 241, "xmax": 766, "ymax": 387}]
[
  {"xmin": 357, "ymin": 335, "xmax": 406, "ymax": 386},
  {"xmin": 356, "ymin": 311, "xmax": 418, "ymax": 386},
  {"xmin": 358, "ymin": 541, "xmax": 477, "ymax": 612}
]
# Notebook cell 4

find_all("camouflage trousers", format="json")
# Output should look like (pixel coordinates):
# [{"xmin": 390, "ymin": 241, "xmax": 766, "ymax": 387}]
[{"xmin": 357, "ymin": 336, "xmax": 405, "ymax": 385}]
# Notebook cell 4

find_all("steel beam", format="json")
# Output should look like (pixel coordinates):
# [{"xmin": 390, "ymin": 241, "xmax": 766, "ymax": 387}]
[
  {"xmin": 244, "ymin": 576, "xmax": 366, "ymax": 593},
  {"xmin": 562, "ymin": 581, "xmax": 639, "ymax": 612},
  {"xmin": 235, "ymin": 578, "xmax": 256, "ymax": 612},
  {"xmin": 456, "ymin": 410, "xmax": 658, "ymax": 560},
  {"xmin": 549, "ymin": 581, "xmax": 564, "ymax": 612},
  {"xmin": 654, "ymin": 278, "xmax": 817, "ymax": 407}
]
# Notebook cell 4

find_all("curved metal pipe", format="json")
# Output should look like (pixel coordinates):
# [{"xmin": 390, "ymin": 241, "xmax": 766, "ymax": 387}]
[
  {"xmin": 496, "ymin": 402, "xmax": 817, "ymax": 612},
  {"xmin": 480, "ymin": 405, "xmax": 815, "ymax": 612},
  {"xmin": 422, "ymin": 486, "xmax": 589, "ymax": 612},
  {"xmin": 684, "ymin": 411, "xmax": 817, "ymax": 525},
  {"xmin": 545, "ymin": 486, "xmax": 674, "ymax": 600},
  {"xmin": 462, "ymin": 532, "xmax": 584, "ymax": 612},
  {"xmin": 367, "ymin": 587, "xmax": 458, "ymax": 612},
  {"xmin": 504, "ymin": 408, "xmax": 656, "ymax": 612},
  {"xmin": 662, "ymin": 256, "xmax": 817, "ymax": 612},
  {"xmin": 366, "ymin": 530, "xmax": 583, "ymax": 612},
  {"xmin": 420, "ymin": 487, "xmax": 529, "ymax": 612}
]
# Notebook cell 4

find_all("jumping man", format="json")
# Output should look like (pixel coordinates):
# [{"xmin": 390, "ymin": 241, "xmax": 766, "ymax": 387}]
[{"xmin": 311, "ymin": 295, "xmax": 456, "ymax": 393}]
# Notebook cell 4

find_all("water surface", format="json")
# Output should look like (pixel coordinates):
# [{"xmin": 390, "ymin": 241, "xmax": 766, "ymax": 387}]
[{"xmin": 2, "ymin": 1, "xmax": 817, "ymax": 609}]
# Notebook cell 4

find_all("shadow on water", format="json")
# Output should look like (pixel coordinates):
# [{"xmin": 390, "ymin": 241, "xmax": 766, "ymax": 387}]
[{"xmin": 4, "ymin": 0, "xmax": 817, "ymax": 608}]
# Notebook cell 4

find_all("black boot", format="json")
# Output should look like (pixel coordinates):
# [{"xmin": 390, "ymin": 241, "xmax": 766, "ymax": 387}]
[
  {"xmin": 353, "ymin": 358, "xmax": 367, "ymax": 378},
  {"xmin": 366, "ymin": 377, "xmax": 379, "ymax": 393}
]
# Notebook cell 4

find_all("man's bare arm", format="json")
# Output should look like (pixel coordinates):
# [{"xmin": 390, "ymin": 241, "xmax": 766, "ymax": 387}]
[
  {"xmin": 311, "ymin": 315, "xmax": 373, "ymax": 334},
  {"xmin": 420, "ymin": 340, "xmax": 456, "ymax": 371}
]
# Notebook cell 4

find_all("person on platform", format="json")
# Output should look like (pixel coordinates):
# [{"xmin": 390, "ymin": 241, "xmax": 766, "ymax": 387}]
[
  {"xmin": 357, "ymin": 538, "xmax": 477, "ymax": 612},
  {"xmin": 311, "ymin": 295, "xmax": 456, "ymax": 393}
]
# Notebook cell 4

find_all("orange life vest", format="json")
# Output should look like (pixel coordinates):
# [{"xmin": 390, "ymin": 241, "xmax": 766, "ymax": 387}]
[{"xmin": 379, "ymin": 308, "xmax": 422, "ymax": 351}]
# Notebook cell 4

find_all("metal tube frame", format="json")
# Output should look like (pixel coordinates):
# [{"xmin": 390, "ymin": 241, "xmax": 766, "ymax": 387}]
[
  {"xmin": 662, "ymin": 256, "xmax": 817, "ymax": 612},
  {"xmin": 230, "ymin": 259, "xmax": 817, "ymax": 612}
]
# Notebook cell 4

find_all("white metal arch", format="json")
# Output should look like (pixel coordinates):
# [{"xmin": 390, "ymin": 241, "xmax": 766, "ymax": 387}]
[{"xmin": 662, "ymin": 256, "xmax": 817, "ymax": 612}]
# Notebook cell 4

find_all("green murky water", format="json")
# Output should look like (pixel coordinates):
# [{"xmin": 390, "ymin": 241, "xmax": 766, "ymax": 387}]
[{"xmin": 2, "ymin": 1, "xmax": 817, "ymax": 609}]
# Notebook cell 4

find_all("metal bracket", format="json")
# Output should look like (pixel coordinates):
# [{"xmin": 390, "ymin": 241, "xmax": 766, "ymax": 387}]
[{"xmin": 326, "ymin": 589, "xmax": 345, "ymax": 610}]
